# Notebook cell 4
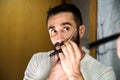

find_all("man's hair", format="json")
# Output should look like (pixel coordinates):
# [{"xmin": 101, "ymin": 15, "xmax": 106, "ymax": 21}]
[{"xmin": 47, "ymin": 4, "xmax": 83, "ymax": 27}]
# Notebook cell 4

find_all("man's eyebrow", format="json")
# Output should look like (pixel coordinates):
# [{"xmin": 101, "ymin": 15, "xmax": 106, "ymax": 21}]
[{"xmin": 61, "ymin": 22, "xmax": 72, "ymax": 26}]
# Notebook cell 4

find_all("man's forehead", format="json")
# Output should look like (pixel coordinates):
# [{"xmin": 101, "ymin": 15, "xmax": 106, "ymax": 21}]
[
  {"xmin": 47, "ymin": 12, "xmax": 76, "ymax": 28},
  {"xmin": 48, "ymin": 21, "xmax": 73, "ymax": 30}
]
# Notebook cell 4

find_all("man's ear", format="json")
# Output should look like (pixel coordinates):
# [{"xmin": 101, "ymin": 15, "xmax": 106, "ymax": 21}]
[{"xmin": 79, "ymin": 25, "xmax": 85, "ymax": 39}]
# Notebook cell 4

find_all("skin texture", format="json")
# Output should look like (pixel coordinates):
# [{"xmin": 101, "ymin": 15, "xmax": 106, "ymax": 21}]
[
  {"xmin": 117, "ymin": 37, "xmax": 120, "ymax": 58},
  {"xmin": 47, "ymin": 12, "xmax": 85, "ymax": 80}
]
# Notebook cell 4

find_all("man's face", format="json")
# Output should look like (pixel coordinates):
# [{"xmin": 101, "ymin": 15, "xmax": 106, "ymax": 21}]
[{"xmin": 47, "ymin": 12, "xmax": 78, "ymax": 50}]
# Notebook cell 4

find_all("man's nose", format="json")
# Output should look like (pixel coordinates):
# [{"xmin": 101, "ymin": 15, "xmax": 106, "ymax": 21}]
[{"xmin": 56, "ymin": 32, "xmax": 65, "ymax": 43}]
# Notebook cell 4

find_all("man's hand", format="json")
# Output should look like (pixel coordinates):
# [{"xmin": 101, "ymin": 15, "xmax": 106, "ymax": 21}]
[
  {"xmin": 48, "ymin": 40, "xmax": 84, "ymax": 80},
  {"xmin": 59, "ymin": 40, "xmax": 84, "ymax": 80}
]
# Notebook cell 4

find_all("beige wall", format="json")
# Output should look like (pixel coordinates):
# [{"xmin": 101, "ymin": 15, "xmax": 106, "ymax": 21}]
[
  {"xmin": 89, "ymin": 0, "xmax": 97, "ymax": 58},
  {"xmin": 0, "ymin": 0, "xmax": 62, "ymax": 80}
]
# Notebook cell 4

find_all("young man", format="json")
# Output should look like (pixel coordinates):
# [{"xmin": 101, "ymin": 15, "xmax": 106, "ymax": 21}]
[{"xmin": 23, "ymin": 4, "xmax": 116, "ymax": 80}]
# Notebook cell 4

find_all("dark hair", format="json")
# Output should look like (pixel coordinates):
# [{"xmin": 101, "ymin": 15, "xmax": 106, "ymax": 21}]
[{"xmin": 47, "ymin": 4, "xmax": 83, "ymax": 27}]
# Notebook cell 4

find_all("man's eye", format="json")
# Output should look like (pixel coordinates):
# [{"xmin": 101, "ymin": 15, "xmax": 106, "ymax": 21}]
[
  {"xmin": 50, "ymin": 29, "xmax": 57, "ymax": 35},
  {"xmin": 64, "ymin": 27, "xmax": 70, "ymax": 31}
]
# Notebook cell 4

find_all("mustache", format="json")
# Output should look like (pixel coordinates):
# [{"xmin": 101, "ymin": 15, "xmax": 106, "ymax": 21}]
[
  {"xmin": 51, "ymin": 42, "xmax": 64, "ymax": 57},
  {"xmin": 54, "ymin": 42, "xmax": 64, "ymax": 48}
]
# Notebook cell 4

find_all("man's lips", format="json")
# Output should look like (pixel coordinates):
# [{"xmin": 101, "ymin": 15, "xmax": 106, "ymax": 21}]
[
  {"xmin": 54, "ymin": 42, "xmax": 64, "ymax": 50},
  {"xmin": 56, "ymin": 46, "xmax": 61, "ymax": 50},
  {"xmin": 54, "ymin": 42, "xmax": 64, "ymax": 47}
]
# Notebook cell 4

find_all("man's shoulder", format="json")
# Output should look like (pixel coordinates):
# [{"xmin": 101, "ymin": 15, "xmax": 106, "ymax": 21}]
[
  {"xmin": 83, "ymin": 52, "xmax": 113, "ymax": 70},
  {"xmin": 82, "ymin": 47, "xmax": 112, "ymax": 69},
  {"xmin": 28, "ymin": 50, "xmax": 54, "ymax": 66},
  {"xmin": 81, "ymin": 50, "xmax": 116, "ymax": 79},
  {"xmin": 32, "ymin": 50, "xmax": 53, "ymax": 59},
  {"xmin": 82, "ymin": 47, "xmax": 114, "ymax": 73},
  {"xmin": 83, "ymin": 52, "xmax": 115, "ymax": 76}
]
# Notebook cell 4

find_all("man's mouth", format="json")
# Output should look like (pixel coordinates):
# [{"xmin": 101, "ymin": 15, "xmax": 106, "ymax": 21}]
[{"xmin": 54, "ymin": 42, "xmax": 64, "ymax": 50}]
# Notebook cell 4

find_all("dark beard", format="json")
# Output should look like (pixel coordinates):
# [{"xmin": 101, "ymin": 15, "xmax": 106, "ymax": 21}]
[{"xmin": 72, "ymin": 30, "xmax": 79, "ymax": 46}]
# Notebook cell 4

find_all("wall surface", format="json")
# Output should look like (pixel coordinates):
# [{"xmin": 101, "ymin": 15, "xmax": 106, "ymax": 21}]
[
  {"xmin": 97, "ymin": 0, "xmax": 120, "ymax": 79},
  {"xmin": 0, "ymin": 0, "xmax": 61, "ymax": 80}
]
